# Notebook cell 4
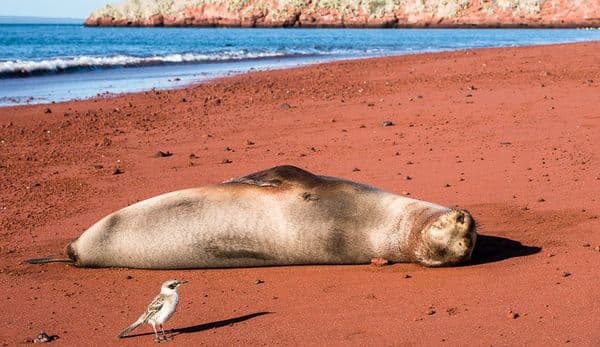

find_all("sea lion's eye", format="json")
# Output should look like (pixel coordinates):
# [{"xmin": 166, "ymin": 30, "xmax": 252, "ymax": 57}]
[{"xmin": 456, "ymin": 213, "xmax": 464, "ymax": 224}]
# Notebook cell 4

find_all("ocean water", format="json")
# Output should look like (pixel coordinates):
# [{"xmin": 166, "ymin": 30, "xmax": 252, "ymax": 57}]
[{"xmin": 1, "ymin": 24, "xmax": 599, "ymax": 106}]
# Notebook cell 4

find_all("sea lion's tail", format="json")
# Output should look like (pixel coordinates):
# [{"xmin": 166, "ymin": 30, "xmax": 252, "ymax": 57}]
[
  {"xmin": 25, "ymin": 257, "xmax": 74, "ymax": 264},
  {"xmin": 26, "ymin": 242, "xmax": 79, "ymax": 265}
]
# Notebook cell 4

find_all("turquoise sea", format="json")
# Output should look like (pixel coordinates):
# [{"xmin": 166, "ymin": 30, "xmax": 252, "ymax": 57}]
[{"xmin": 1, "ymin": 24, "xmax": 599, "ymax": 105}]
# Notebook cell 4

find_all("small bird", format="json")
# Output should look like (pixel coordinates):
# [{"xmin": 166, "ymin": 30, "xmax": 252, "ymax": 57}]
[{"xmin": 118, "ymin": 279, "xmax": 187, "ymax": 342}]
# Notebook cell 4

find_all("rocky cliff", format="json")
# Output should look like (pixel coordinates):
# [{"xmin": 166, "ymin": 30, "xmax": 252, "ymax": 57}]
[{"xmin": 85, "ymin": 0, "xmax": 600, "ymax": 28}]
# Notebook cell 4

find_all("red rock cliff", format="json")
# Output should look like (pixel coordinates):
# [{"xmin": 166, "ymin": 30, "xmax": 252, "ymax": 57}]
[{"xmin": 85, "ymin": 0, "xmax": 600, "ymax": 28}]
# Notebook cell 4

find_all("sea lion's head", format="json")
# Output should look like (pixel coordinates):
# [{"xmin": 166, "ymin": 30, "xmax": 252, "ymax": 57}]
[{"xmin": 417, "ymin": 208, "xmax": 477, "ymax": 267}]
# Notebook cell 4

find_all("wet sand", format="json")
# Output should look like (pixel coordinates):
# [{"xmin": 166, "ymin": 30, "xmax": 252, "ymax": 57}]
[{"xmin": 1, "ymin": 41, "xmax": 599, "ymax": 346}]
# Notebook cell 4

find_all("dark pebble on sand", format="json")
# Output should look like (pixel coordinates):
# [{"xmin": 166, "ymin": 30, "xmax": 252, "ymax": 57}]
[
  {"xmin": 562, "ymin": 272, "xmax": 571, "ymax": 277},
  {"xmin": 426, "ymin": 308, "xmax": 436, "ymax": 315},
  {"xmin": 222, "ymin": 159, "xmax": 232, "ymax": 164},
  {"xmin": 352, "ymin": 168, "xmax": 361, "ymax": 172},
  {"xmin": 280, "ymin": 103, "xmax": 292, "ymax": 110},
  {"xmin": 44, "ymin": 108, "xmax": 52, "ymax": 114},
  {"xmin": 255, "ymin": 279, "xmax": 264, "ymax": 285},
  {"xmin": 537, "ymin": 198, "xmax": 546, "ymax": 202},
  {"xmin": 382, "ymin": 121, "xmax": 395, "ymax": 127},
  {"xmin": 126, "ymin": 275, "xmax": 133, "ymax": 280},
  {"xmin": 113, "ymin": 167, "xmax": 124, "ymax": 175},
  {"xmin": 507, "ymin": 311, "xmax": 519, "ymax": 319},
  {"xmin": 154, "ymin": 151, "xmax": 173, "ymax": 158}
]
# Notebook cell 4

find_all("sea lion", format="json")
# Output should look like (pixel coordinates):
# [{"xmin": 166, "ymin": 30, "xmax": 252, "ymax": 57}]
[{"xmin": 30, "ymin": 165, "xmax": 476, "ymax": 269}]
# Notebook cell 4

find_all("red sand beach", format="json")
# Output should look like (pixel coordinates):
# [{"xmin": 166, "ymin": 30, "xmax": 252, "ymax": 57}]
[{"xmin": 1, "ymin": 41, "xmax": 599, "ymax": 346}]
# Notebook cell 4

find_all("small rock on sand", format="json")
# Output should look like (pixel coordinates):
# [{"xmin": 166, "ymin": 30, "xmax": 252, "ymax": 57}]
[
  {"xmin": 507, "ymin": 311, "xmax": 519, "ymax": 319},
  {"xmin": 154, "ymin": 151, "xmax": 173, "ymax": 158}
]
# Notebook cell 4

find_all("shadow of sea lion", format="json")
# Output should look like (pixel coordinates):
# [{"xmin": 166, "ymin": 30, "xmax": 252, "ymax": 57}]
[
  {"xmin": 122, "ymin": 312, "xmax": 271, "ymax": 339},
  {"xmin": 469, "ymin": 235, "xmax": 541, "ymax": 265}
]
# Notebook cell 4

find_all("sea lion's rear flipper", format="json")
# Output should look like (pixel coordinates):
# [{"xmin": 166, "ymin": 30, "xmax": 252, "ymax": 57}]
[
  {"xmin": 25, "ymin": 257, "xmax": 74, "ymax": 264},
  {"xmin": 223, "ymin": 165, "xmax": 322, "ymax": 188}
]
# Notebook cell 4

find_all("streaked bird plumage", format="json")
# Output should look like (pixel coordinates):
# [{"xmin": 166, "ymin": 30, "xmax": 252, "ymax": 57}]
[{"xmin": 118, "ymin": 279, "xmax": 186, "ymax": 342}]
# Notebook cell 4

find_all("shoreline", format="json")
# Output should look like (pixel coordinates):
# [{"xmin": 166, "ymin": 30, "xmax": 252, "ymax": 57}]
[
  {"xmin": 3, "ymin": 34, "xmax": 600, "ymax": 107},
  {"xmin": 1, "ymin": 41, "xmax": 600, "ymax": 345}
]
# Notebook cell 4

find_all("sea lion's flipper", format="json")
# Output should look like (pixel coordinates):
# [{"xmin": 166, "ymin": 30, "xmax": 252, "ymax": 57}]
[
  {"xmin": 25, "ymin": 257, "xmax": 74, "ymax": 264},
  {"xmin": 223, "ymin": 165, "xmax": 322, "ymax": 188}
]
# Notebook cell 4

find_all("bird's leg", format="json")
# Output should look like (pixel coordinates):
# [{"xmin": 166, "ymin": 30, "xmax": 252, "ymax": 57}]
[
  {"xmin": 160, "ymin": 325, "xmax": 171, "ymax": 341},
  {"xmin": 152, "ymin": 323, "xmax": 162, "ymax": 343}
]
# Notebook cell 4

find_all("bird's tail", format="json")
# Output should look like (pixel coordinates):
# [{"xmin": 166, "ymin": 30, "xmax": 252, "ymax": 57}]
[{"xmin": 118, "ymin": 318, "xmax": 144, "ymax": 338}]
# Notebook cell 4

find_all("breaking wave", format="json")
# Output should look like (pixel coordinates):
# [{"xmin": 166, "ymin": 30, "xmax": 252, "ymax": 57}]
[{"xmin": 0, "ymin": 51, "xmax": 299, "ymax": 77}]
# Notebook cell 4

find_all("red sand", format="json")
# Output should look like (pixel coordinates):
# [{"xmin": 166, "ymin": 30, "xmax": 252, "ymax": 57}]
[{"xmin": 1, "ymin": 42, "xmax": 599, "ymax": 346}]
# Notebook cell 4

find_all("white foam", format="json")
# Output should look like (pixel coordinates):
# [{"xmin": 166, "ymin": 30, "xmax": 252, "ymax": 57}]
[{"xmin": 0, "ymin": 51, "xmax": 290, "ymax": 76}]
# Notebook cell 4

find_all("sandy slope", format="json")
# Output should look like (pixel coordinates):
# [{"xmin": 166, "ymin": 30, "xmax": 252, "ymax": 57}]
[{"xmin": 1, "ymin": 42, "xmax": 599, "ymax": 346}]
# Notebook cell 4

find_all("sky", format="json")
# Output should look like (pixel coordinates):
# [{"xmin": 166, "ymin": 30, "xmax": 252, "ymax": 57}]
[{"xmin": 0, "ymin": 0, "xmax": 118, "ymax": 19}]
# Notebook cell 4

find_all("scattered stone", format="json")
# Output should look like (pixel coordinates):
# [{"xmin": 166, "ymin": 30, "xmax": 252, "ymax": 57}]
[
  {"xmin": 222, "ymin": 158, "xmax": 232, "ymax": 164},
  {"xmin": 246, "ymin": 140, "xmax": 255, "ymax": 145},
  {"xmin": 382, "ymin": 120, "xmax": 395, "ymax": 127},
  {"xmin": 255, "ymin": 279, "xmax": 264, "ymax": 285},
  {"xmin": 507, "ymin": 311, "xmax": 519, "ymax": 319},
  {"xmin": 444, "ymin": 183, "xmax": 451, "ymax": 188},
  {"xmin": 582, "ymin": 243, "xmax": 591, "ymax": 247},
  {"xmin": 189, "ymin": 153, "xmax": 198, "ymax": 159},
  {"xmin": 34, "ymin": 331, "xmax": 54, "ymax": 343},
  {"xmin": 43, "ymin": 108, "xmax": 52, "ymax": 114},
  {"xmin": 403, "ymin": 274, "xmax": 412, "ymax": 279},
  {"xmin": 359, "ymin": 124, "xmax": 366, "ymax": 128},
  {"xmin": 352, "ymin": 167, "xmax": 361, "ymax": 172},
  {"xmin": 426, "ymin": 308, "xmax": 436, "ymax": 315},
  {"xmin": 113, "ymin": 167, "xmax": 124, "ymax": 175},
  {"xmin": 446, "ymin": 307, "xmax": 458, "ymax": 316},
  {"xmin": 154, "ymin": 151, "xmax": 173, "ymax": 158},
  {"xmin": 537, "ymin": 198, "xmax": 546, "ymax": 202},
  {"xmin": 280, "ymin": 103, "xmax": 292, "ymax": 110},
  {"xmin": 468, "ymin": 85, "xmax": 477, "ymax": 91},
  {"xmin": 500, "ymin": 141, "xmax": 512, "ymax": 145},
  {"xmin": 370, "ymin": 257, "xmax": 388, "ymax": 267},
  {"xmin": 126, "ymin": 275, "xmax": 133, "ymax": 280},
  {"xmin": 405, "ymin": 176, "xmax": 412, "ymax": 180},
  {"xmin": 562, "ymin": 271, "xmax": 571, "ymax": 277},
  {"xmin": 102, "ymin": 137, "xmax": 112, "ymax": 147}
]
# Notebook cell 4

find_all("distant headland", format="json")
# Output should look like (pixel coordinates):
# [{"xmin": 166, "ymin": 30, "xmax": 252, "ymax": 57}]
[{"xmin": 84, "ymin": 0, "xmax": 600, "ymax": 28}]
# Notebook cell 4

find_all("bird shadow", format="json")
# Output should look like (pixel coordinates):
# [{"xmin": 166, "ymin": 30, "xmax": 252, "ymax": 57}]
[
  {"xmin": 122, "ymin": 311, "xmax": 271, "ymax": 339},
  {"xmin": 469, "ymin": 234, "xmax": 541, "ymax": 265}
]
